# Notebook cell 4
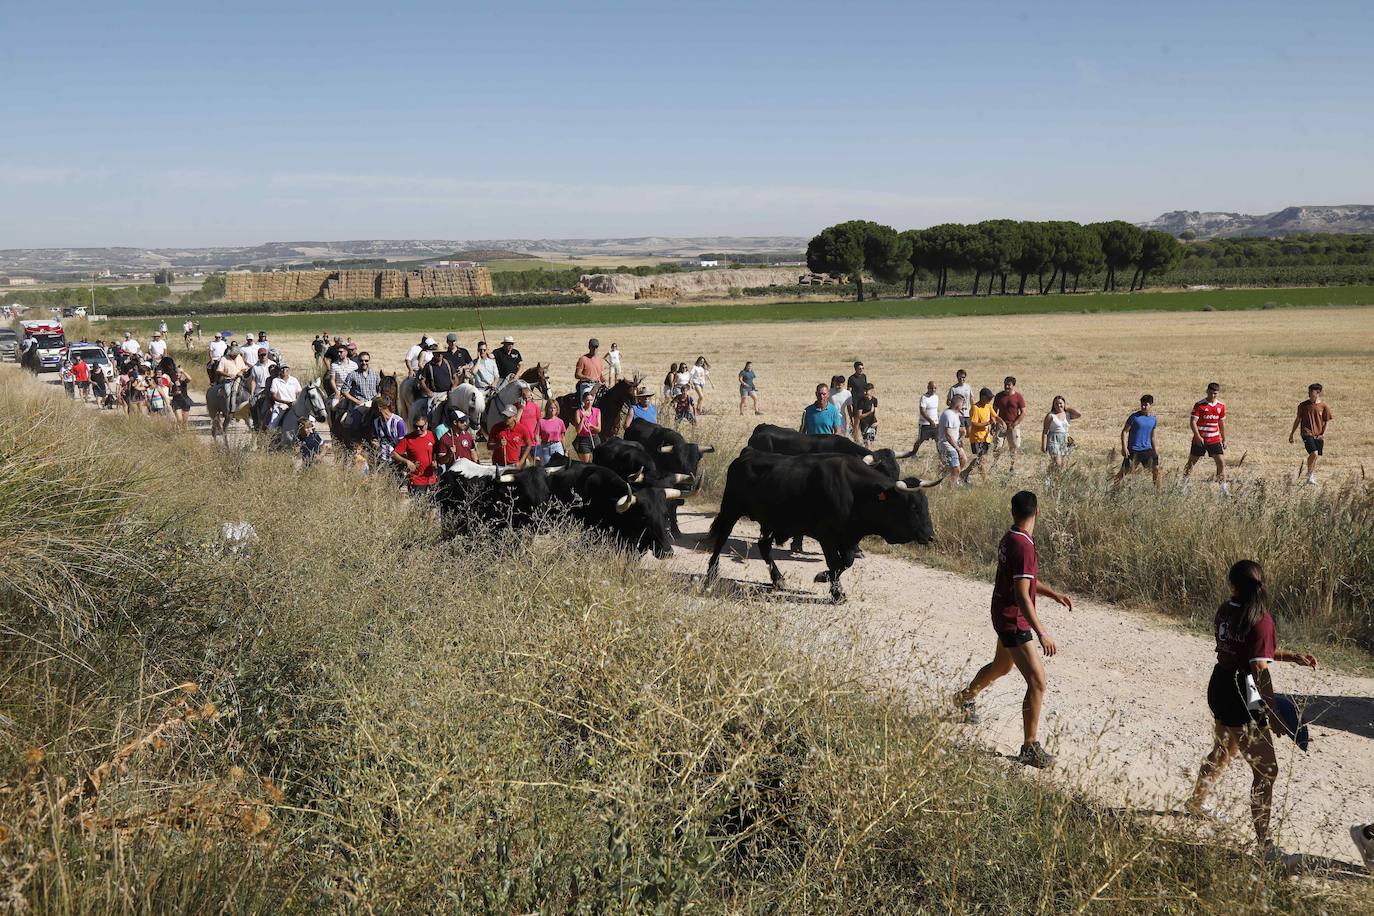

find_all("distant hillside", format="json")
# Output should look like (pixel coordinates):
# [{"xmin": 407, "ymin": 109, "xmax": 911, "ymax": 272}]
[
  {"xmin": 0, "ymin": 236, "xmax": 809, "ymax": 277},
  {"xmin": 1140, "ymin": 205, "xmax": 1374, "ymax": 239}
]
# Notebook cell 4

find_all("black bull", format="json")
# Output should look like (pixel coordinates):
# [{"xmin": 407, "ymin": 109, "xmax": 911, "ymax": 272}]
[
  {"xmin": 705, "ymin": 449, "xmax": 938, "ymax": 602},
  {"xmin": 747, "ymin": 423, "xmax": 910, "ymax": 479},
  {"xmin": 623, "ymin": 417, "xmax": 716, "ymax": 479}
]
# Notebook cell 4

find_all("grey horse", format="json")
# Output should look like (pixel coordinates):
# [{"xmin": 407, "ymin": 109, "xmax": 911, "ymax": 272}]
[
  {"xmin": 254, "ymin": 381, "xmax": 328, "ymax": 451},
  {"xmin": 205, "ymin": 375, "xmax": 254, "ymax": 442}
]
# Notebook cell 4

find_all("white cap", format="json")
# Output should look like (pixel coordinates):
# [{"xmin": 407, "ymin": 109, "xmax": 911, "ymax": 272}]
[{"xmin": 422, "ymin": 336, "xmax": 437, "ymax": 348}]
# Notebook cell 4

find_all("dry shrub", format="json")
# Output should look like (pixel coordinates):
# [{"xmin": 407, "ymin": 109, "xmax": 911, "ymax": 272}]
[{"xmin": 0, "ymin": 373, "xmax": 1364, "ymax": 912}]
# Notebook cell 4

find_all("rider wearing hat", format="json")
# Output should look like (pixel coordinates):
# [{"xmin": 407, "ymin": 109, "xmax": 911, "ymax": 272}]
[{"xmin": 494, "ymin": 335, "xmax": 522, "ymax": 379}]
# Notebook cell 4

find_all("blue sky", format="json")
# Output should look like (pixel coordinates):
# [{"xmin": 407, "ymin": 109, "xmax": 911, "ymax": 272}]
[{"xmin": 2, "ymin": 0, "xmax": 1371, "ymax": 247}]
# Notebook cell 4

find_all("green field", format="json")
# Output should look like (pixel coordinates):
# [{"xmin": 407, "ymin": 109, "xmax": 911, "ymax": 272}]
[{"xmin": 117, "ymin": 285, "xmax": 1374, "ymax": 336}]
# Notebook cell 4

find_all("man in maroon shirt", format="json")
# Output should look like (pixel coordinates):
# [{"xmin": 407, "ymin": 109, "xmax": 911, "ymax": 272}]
[
  {"xmin": 954, "ymin": 490, "xmax": 1073, "ymax": 768},
  {"xmin": 391, "ymin": 414, "xmax": 438, "ymax": 496},
  {"xmin": 435, "ymin": 412, "xmax": 477, "ymax": 469},
  {"xmin": 992, "ymin": 376, "xmax": 1026, "ymax": 470}
]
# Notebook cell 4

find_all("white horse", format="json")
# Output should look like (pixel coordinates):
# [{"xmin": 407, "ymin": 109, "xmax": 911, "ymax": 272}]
[{"xmin": 264, "ymin": 381, "xmax": 329, "ymax": 451}]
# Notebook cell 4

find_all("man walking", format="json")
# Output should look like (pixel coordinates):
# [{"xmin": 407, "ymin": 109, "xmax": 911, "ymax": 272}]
[
  {"xmin": 1182, "ymin": 382, "xmax": 1228, "ymax": 494},
  {"xmin": 961, "ymin": 387, "xmax": 999, "ymax": 484},
  {"xmin": 914, "ymin": 381, "xmax": 940, "ymax": 456},
  {"xmin": 1114, "ymin": 394, "xmax": 1161, "ymax": 491},
  {"xmin": 992, "ymin": 376, "xmax": 1026, "ymax": 470},
  {"xmin": 392, "ymin": 413, "xmax": 438, "ymax": 496},
  {"xmin": 948, "ymin": 369, "xmax": 973, "ymax": 434},
  {"xmin": 938, "ymin": 393, "xmax": 966, "ymax": 485},
  {"xmin": 1289, "ymin": 383, "xmax": 1333, "ymax": 485},
  {"xmin": 955, "ymin": 490, "xmax": 1073, "ymax": 768},
  {"xmin": 801, "ymin": 383, "xmax": 842, "ymax": 435}
]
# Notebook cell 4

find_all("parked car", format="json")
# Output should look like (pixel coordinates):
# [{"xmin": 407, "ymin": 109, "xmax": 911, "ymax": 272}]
[
  {"xmin": 0, "ymin": 327, "xmax": 18, "ymax": 362},
  {"xmin": 65, "ymin": 342, "xmax": 116, "ymax": 382}
]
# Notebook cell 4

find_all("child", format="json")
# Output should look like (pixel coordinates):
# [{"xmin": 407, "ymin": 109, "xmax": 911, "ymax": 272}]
[
  {"xmin": 673, "ymin": 386, "xmax": 697, "ymax": 428},
  {"xmin": 298, "ymin": 418, "xmax": 324, "ymax": 465}
]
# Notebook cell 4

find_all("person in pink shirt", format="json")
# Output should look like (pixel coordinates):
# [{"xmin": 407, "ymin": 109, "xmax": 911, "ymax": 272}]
[
  {"xmin": 573, "ymin": 390, "xmax": 602, "ymax": 461},
  {"xmin": 534, "ymin": 399, "xmax": 567, "ymax": 465}
]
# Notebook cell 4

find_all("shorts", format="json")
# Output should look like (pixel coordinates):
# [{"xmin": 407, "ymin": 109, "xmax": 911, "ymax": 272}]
[
  {"xmin": 959, "ymin": 416, "xmax": 970, "ymax": 429},
  {"xmin": 998, "ymin": 629, "xmax": 1034, "ymax": 649},
  {"xmin": 1301, "ymin": 435, "xmax": 1323, "ymax": 455},
  {"xmin": 740, "ymin": 386, "xmax": 755, "ymax": 398},
  {"xmin": 405, "ymin": 482, "xmax": 436, "ymax": 497},
  {"xmin": 861, "ymin": 425, "xmax": 877, "ymax": 443},
  {"xmin": 917, "ymin": 425, "xmax": 938, "ymax": 443},
  {"xmin": 969, "ymin": 441, "xmax": 990, "ymax": 457},
  {"xmin": 937, "ymin": 442, "xmax": 961, "ymax": 469},
  {"xmin": 573, "ymin": 435, "xmax": 600, "ymax": 453},
  {"xmin": 1190, "ymin": 441, "xmax": 1225, "ymax": 458},
  {"xmin": 995, "ymin": 425, "xmax": 1022, "ymax": 449},
  {"xmin": 1122, "ymin": 448, "xmax": 1158, "ymax": 469},
  {"xmin": 1206, "ymin": 664, "xmax": 1265, "ymax": 729}
]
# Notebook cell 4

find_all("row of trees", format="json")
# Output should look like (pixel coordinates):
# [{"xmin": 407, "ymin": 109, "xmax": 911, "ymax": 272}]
[
  {"xmin": 1178, "ymin": 233, "xmax": 1374, "ymax": 269},
  {"xmin": 806, "ymin": 220, "xmax": 1184, "ymax": 301}
]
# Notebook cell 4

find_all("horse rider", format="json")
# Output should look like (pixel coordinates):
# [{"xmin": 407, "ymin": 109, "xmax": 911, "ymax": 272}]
[
  {"xmin": 574, "ymin": 338, "xmax": 605, "ymax": 402},
  {"xmin": 417, "ymin": 340, "xmax": 457, "ymax": 424},
  {"xmin": 249, "ymin": 348, "xmax": 276, "ymax": 411},
  {"xmin": 405, "ymin": 336, "xmax": 437, "ymax": 376},
  {"xmin": 268, "ymin": 363, "xmax": 301, "ymax": 429},
  {"xmin": 215, "ymin": 344, "xmax": 248, "ymax": 398},
  {"xmin": 342, "ymin": 351, "xmax": 381, "ymax": 424}
]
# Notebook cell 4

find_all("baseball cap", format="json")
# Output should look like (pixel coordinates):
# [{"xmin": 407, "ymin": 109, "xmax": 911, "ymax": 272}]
[
  {"xmin": 446, "ymin": 333, "xmax": 458, "ymax": 343},
  {"xmin": 422, "ymin": 336, "xmax": 437, "ymax": 348}
]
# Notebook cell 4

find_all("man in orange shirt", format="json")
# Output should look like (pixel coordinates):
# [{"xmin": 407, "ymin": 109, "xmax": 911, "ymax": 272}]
[{"xmin": 574, "ymin": 338, "xmax": 605, "ymax": 401}]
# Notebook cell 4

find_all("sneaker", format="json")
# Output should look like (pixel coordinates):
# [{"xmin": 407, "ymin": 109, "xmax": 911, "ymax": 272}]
[
  {"xmin": 1184, "ymin": 799, "xmax": 1231, "ymax": 824},
  {"xmin": 1351, "ymin": 824, "xmax": 1374, "ymax": 872},
  {"xmin": 1016, "ymin": 742, "xmax": 1054, "ymax": 769}
]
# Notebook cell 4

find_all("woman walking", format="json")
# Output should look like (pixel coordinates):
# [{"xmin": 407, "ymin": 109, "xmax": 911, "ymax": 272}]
[
  {"xmin": 738, "ymin": 361, "xmax": 760, "ymax": 415},
  {"xmin": 1041, "ymin": 395, "xmax": 1081, "ymax": 472},
  {"xmin": 535, "ymin": 399, "xmax": 567, "ymax": 465},
  {"xmin": 689, "ymin": 356, "xmax": 711, "ymax": 413},
  {"xmin": 170, "ymin": 364, "xmax": 194, "ymax": 430},
  {"xmin": 662, "ymin": 363, "xmax": 678, "ymax": 401},
  {"xmin": 1186, "ymin": 560, "xmax": 1317, "ymax": 858},
  {"xmin": 573, "ymin": 390, "xmax": 602, "ymax": 462}
]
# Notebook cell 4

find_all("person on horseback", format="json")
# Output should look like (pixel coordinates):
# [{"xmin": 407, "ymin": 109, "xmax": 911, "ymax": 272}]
[
  {"xmin": 215, "ymin": 344, "xmax": 247, "ymax": 399},
  {"xmin": 249, "ymin": 348, "xmax": 275, "ymax": 414},
  {"xmin": 343, "ymin": 352, "xmax": 381, "ymax": 424},
  {"xmin": 268, "ymin": 363, "xmax": 301, "ymax": 429},
  {"xmin": 575, "ymin": 338, "xmax": 605, "ymax": 402}
]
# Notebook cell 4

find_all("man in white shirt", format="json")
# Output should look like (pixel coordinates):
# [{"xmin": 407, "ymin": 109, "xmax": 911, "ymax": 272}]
[
  {"xmin": 208, "ymin": 333, "xmax": 228, "ymax": 361},
  {"xmin": 404, "ymin": 336, "xmax": 437, "ymax": 376},
  {"xmin": 939, "ymin": 394, "xmax": 966, "ymax": 485},
  {"xmin": 147, "ymin": 332, "xmax": 167, "ymax": 361},
  {"xmin": 268, "ymin": 364, "xmax": 301, "ymax": 428},
  {"xmin": 120, "ymin": 333, "xmax": 141, "ymax": 356},
  {"xmin": 241, "ymin": 335, "xmax": 260, "ymax": 364},
  {"xmin": 948, "ymin": 369, "xmax": 973, "ymax": 433},
  {"xmin": 249, "ymin": 348, "xmax": 276, "ymax": 400},
  {"xmin": 827, "ymin": 375, "xmax": 852, "ymax": 438},
  {"xmin": 914, "ymin": 380, "xmax": 941, "ymax": 456}
]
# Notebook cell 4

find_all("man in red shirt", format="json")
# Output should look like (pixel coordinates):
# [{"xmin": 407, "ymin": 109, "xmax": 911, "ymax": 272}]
[
  {"xmin": 954, "ymin": 490, "xmax": 1073, "ymax": 769},
  {"xmin": 1182, "ymin": 381, "xmax": 1228, "ymax": 494},
  {"xmin": 70, "ymin": 357, "xmax": 92, "ymax": 401},
  {"xmin": 435, "ymin": 412, "xmax": 477, "ymax": 469},
  {"xmin": 991, "ymin": 376, "xmax": 1026, "ymax": 470},
  {"xmin": 489, "ymin": 415, "xmax": 531, "ymax": 468},
  {"xmin": 391, "ymin": 414, "xmax": 438, "ymax": 495}
]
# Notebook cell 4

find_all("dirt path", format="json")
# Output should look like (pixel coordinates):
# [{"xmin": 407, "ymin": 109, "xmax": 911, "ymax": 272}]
[{"xmin": 662, "ymin": 509, "xmax": 1374, "ymax": 871}]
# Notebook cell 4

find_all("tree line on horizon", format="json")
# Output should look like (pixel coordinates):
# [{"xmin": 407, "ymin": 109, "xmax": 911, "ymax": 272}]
[{"xmin": 806, "ymin": 219, "xmax": 1184, "ymax": 301}]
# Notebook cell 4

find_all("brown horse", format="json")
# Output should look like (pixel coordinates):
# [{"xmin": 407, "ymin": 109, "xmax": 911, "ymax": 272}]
[
  {"xmin": 557, "ymin": 375, "xmax": 640, "ymax": 439},
  {"xmin": 519, "ymin": 363, "xmax": 551, "ymax": 401},
  {"xmin": 328, "ymin": 371, "xmax": 397, "ymax": 453}
]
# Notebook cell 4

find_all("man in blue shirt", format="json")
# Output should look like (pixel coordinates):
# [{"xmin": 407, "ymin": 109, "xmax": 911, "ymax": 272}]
[
  {"xmin": 801, "ymin": 383, "xmax": 842, "ymax": 435},
  {"xmin": 1114, "ymin": 394, "xmax": 1161, "ymax": 491},
  {"xmin": 630, "ymin": 388, "xmax": 658, "ymax": 424}
]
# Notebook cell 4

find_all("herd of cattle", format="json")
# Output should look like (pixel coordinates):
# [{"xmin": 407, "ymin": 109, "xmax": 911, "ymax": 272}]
[{"xmin": 438, "ymin": 416, "xmax": 940, "ymax": 602}]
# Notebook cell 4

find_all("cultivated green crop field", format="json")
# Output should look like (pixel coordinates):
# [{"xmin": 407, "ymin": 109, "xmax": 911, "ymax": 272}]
[{"xmin": 120, "ymin": 285, "xmax": 1374, "ymax": 336}]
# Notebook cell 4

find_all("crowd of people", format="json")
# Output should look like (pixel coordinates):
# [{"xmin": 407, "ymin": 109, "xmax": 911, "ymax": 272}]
[{"xmin": 795, "ymin": 362, "xmax": 1335, "ymax": 490}]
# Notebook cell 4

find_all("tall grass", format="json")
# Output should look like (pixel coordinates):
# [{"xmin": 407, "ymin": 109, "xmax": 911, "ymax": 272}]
[{"xmin": 0, "ymin": 372, "xmax": 1363, "ymax": 912}]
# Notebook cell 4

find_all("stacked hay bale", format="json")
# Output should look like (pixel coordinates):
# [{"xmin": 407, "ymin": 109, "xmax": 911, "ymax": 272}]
[
  {"xmin": 376, "ymin": 270, "xmax": 406, "ymax": 299},
  {"xmin": 404, "ymin": 267, "xmax": 493, "ymax": 298},
  {"xmin": 322, "ymin": 269, "xmax": 383, "ymax": 300},
  {"xmin": 634, "ymin": 284, "xmax": 677, "ymax": 301},
  {"xmin": 224, "ymin": 271, "xmax": 330, "ymax": 302}
]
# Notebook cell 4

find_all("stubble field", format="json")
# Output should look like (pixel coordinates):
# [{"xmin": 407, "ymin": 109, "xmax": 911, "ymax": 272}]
[{"xmin": 264, "ymin": 305, "xmax": 1374, "ymax": 482}]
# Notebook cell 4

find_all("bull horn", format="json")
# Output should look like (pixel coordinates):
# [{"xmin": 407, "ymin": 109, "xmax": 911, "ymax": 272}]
[
  {"xmin": 895, "ymin": 480, "xmax": 910, "ymax": 491},
  {"xmin": 545, "ymin": 465, "xmax": 564, "ymax": 476},
  {"xmin": 894, "ymin": 449, "xmax": 916, "ymax": 459},
  {"xmin": 671, "ymin": 473, "xmax": 692, "ymax": 484},
  {"xmin": 918, "ymin": 476, "xmax": 944, "ymax": 489},
  {"xmin": 498, "ymin": 473, "xmax": 516, "ymax": 484},
  {"xmin": 661, "ymin": 487, "xmax": 683, "ymax": 500},
  {"xmin": 615, "ymin": 493, "xmax": 637, "ymax": 513},
  {"xmin": 658, "ymin": 445, "xmax": 674, "ymax": 454},
  {"xmin": 699, "ymin": 445, "xmax": 715, "ymax": 453},
  {"xmin": 862, "ymin": 454, "xmax": 875, "ymax": 465},
  {"xmin": 630, "ymin": 469, "xmax": 646, "ymax": 483}
]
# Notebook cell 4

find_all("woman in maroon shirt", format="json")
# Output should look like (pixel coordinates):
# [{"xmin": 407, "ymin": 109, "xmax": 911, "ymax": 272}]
[{"xmin": 1186, "ymin": 560, "xmax": 1316, "ymax": 855}]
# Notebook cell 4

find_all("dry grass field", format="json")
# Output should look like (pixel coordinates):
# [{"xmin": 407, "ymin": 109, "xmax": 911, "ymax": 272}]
[{"xmin": 270, "ymin": 305, "xmax": 1374, "ymax": 481}]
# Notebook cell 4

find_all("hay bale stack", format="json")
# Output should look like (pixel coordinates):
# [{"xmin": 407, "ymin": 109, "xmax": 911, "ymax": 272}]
[
  {"xmin": 224, "ymin": 270, "xmax": 330, "ymax": 302},
  {"xmin": 377, "ymin": 270, "xmax": 406, "ymax": 299},
  {"xmin": 634, "ymin": 284, "xmax": 677, "ymax": 301},
  {"xmin": 404, "ymin": 267, "xmax": 494, "ymax": 298},
  {"xmin": 225, "ymin": 272, "xmax": 255, "ymax": 302}
]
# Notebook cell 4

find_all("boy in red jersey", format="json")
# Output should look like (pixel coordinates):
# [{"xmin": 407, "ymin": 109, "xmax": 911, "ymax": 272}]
[
  {"xmin": 1182, "ymin": 381, "xmax": 1228, "ymax": 494},
  {"xmin": 954, "ymin": 490, "xmax": 1074, "ymax": 768}
]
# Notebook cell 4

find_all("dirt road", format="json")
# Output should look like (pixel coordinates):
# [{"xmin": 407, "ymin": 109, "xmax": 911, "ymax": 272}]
[{"xmin": 663, "ymin": 508, "xmax": 1374, "ymax": 871}]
